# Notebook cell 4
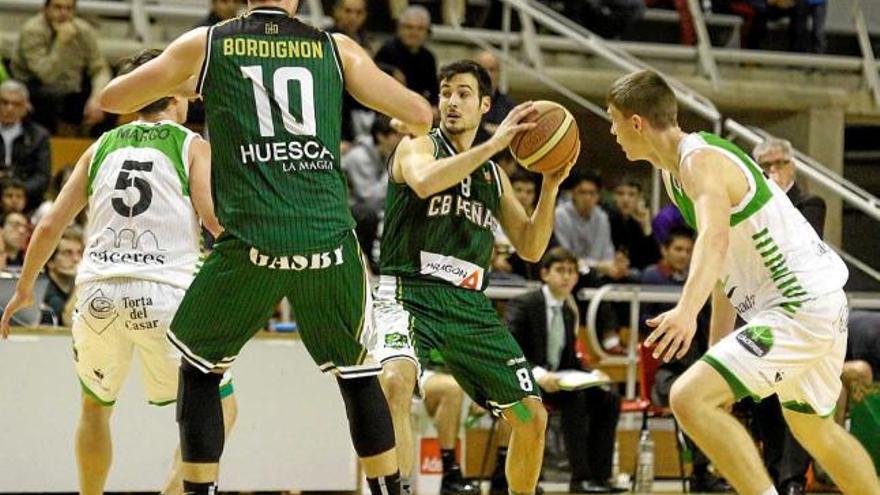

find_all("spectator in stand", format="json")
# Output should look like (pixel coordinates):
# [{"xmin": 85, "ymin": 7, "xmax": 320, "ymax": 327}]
[
  {"xmin": 2, "ymin": 211, "xmax": 29, "ymax": 268},
  {"xmin": 507, "ymin": 168, "xmax": 545, "ymax": 281},
  {"xmin": 0, "ymin": 81, "xmax": 50, "ymax": 213},
  {"xmin": 11, "ymin": 0, "xmax": 111, "ymax": 135},
  {"xmin": 2, "ymin": 179, "xmax": 28, "ymax": 215},
  {"xmin": 506, "ymin": 247, "xmax": 622, "ymax": 494},
  {"xmin": 642, "ymin": 227, "xmax": 731, "ymax": 492},
  {"xmin": 609, "ymin": 177, "xmax": 660, "ymax": 275},
  {"xmin": 375, "ymin": 6, "xmax": 439, "ymax": 106},
  {"xmin": 195, "ymin": 0, "xmax": 243, "ymax": 26},
  {"xmin": 643, "ymin": 0, "xmax": 696, "ymax": 44},
  {"xmin": 555, "ymin": 173, "xmax": 629, "ymax": 353},
  {"xmin": 555, "ymin": 0, "xmax": 645, "ymax": 39},
  {"xmin": 754, "ymin": 137, "xmax": 825, "ymax": 236},
  {"xmin": 651, "ymin": 203, "xmax": 688, "ymax": 245},
  {"xmin": 342, "ymin": 115, "xmax": 400, "ymax": 270},
  {"xmin": 41, "ymin": 225, "xmax": 82, "ymax": 325},
  {"xmin": 331, "ymin": 0, "xmax": 370, "ymax": 48},
  {"xmin": 388, "ymin": 0, "xmax": 465, "ymax": 26},
  {"xmin": 474, "ymin": 51, "xmax": 516, "ymax": 137},
  {"xmin": 842, "ymin": 311, "xmax": 880, "ymax": 418},
  {"xmin": 791, "ymin": 0, "xmax": 826, "ymax": 53},
  {"xmin": 712, "ymin": 0, "xmax": 825, "ymax": 52}
]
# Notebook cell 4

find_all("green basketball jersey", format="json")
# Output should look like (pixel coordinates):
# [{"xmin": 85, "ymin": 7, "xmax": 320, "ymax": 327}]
[
  {"xmin": 379, "ymin": 128, "xmax": 504, "ymax": 291},
  {"xmin": 197, "ymin": 7, "xmax": 353, "ymax": 254}
]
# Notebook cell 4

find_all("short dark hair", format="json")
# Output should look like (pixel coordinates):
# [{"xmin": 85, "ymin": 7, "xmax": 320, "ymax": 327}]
[
  {"xmin": 370, "ymin": 114, "xmax": 396, "ymax": 141},
  {"xmin": 509, "ymin": 167, "xmax": 537, "ymax": 187},
  {"xmin": 541, "ymin": 247, "xmax": 578, "ymax": 271},
  {"xmin": 2, "ymin": 178, "xmax": 26, "ymax": 194},
  {"xmin": 616, "ymin": 176, "xmax": 642, "ymax": 192},
  {"xmin": 571, "ymin": 171, "xmax": 602, "ymax": 190},
  {"xmin": 118, "ymin": 49, "xmax": 174, "ymax": 115},
  {"xmin": 664, "ymin": 226, "xmax": 695, "ymax": 247},
  {"xmin": 438, "ymin": 60, "xmax": 492, "ymax": 99},
  {"xmin": 607, "ymin": 69, "xmax": 678, "ymax": 130}
]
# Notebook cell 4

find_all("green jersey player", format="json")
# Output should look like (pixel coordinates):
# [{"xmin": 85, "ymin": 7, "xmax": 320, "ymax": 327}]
[
  {"xmin": 371, "ymin": 61, "xmax": 577, "ymax": 495},
  {"xmin": 98, "ymin": 1, "xmax": 432, "ymax": 493},
  {"xmin": 607, "ymin": 69, "xmax": 879, "ymax": 495}
]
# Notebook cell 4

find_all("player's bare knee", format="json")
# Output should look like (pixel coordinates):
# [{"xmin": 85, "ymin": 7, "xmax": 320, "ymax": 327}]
[
  {"xmin": 434, "ymin": 375, "xmax": 463, "ymax": 404},
  {"xmin": 80, "ymin": 395, "xmax": 113, "ymax": 423},
  {"xmin": 669, "ymin": 378, "xmax": 701, "ymax": 423},
  {"xmin": 508, "ymin": 398, "xmax": 547, "ymax": 436},
  {"xmin": 379, "ymin": 364, "xmax": 416, "ymax": 410}
]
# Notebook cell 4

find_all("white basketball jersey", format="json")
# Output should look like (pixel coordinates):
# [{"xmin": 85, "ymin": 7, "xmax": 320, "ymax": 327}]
[
  {"xmin": 77, "ymin": 120, "xmax": 203, "ymax": 289},
  {"xmin": 666, "ymin": 132, "xmax": 848, "ymax": 320}
]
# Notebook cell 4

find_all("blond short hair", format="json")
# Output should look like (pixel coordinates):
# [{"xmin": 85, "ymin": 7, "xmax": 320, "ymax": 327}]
[{"xmin": 607, "ymin": 69, "xmax": 678, "ymax": 130}]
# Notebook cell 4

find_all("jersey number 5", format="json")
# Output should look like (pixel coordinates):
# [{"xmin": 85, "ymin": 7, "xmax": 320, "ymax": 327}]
[
  {"xmin": 241, "ymin": 66, "xmax": 316, "ymax": 137},
  {"xmin": 112, "ymin": 160, "xmax": 153, "ymax": 217}
]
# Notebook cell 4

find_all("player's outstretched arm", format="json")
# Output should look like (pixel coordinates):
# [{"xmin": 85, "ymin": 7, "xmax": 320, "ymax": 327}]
[
  {"xmin": 99, "ymin": 28, "xmax": 208, "ymax": 115},
  {"xmin": 646, "ymin": 149, "xmax": 734, "ymax": 361},
  {"xmin": 498, "ymin": 149, "xmax": 578, "ymax": 262},
  {"xmin": 334, "ymin": 34, "xmax": 433, "ymax": 136},
  {"xmin": 0, "ymin": 145, "xmax": 92, "ymax": 338},
  {"xmin": 392, "ymin": 102, "xmax": 537, "ymax": 199},
  {"xmin": 709, "ymin": 283, "xmax": 737, "ymax": 346},
  {"xmin": 188, "ymin": 137, "xmax": 223, "ymax": 237}
]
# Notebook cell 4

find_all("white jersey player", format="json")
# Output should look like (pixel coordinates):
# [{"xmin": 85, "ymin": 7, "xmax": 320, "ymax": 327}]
[
  {"xmin": 0, "ymin": 50, "xmax": 237, "ymax": 495},
  {"xmin": 606, "ymin": 69, "xmax": 879, "ymax": 495}
]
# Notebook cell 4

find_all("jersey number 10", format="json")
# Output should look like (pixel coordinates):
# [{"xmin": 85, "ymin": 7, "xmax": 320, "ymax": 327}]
[{"xmin": 241, "ymin": 65, "xmax": 317, "ymax": 137}]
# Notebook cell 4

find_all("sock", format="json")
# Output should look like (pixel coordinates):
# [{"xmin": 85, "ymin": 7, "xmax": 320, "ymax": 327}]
[
  {"xmin": 760, "ymin": 487, "xmax": 779, "ymax": 495},
  {"xmin": 367, "ymin": 471, "xmax": 401, "ymax": 495},
  {"xmin": 182, "ymin": 481, "xmax": 217, "ymax": 495},
  {"xmin": 401, "ymin": 476, "xmax": 412, "ymax": 495},
  {"xmin": 441, "ymin": 448, "xmax": 457, "ymax": 473}
]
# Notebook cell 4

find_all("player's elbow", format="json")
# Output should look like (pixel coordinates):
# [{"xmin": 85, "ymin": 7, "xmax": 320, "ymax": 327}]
[
  {"xmin": 98, "ymin": 85, "xmax": 127, "ymax": 114},
  {"xmin": 410, "ymin": 180, "xmax": 433, "ymax": 199}
]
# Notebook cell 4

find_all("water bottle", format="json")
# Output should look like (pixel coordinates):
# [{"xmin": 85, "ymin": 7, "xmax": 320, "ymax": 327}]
[{"xmin": 634, "ymin": 430, "xmax": 655, "ymax": 493}]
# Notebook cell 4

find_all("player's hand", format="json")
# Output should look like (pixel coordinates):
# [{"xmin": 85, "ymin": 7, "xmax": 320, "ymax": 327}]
[
  {"xmin": 1, "ymin": 287, "xmax": 35, "ymax": 339},
  {"xmin": 645, "ymin": 306, "xmax": 697, "ymax": 362},
  {"xmin": 537, "ymin": 372, "xmax": 562, "ymax": 393},
  {"xmin": 490, "ymin": 101, "xmax": 538, "ymax": 151},
  {"xmin": 542, "ymin": 144, "xmax": 580, "ymax": 189}
]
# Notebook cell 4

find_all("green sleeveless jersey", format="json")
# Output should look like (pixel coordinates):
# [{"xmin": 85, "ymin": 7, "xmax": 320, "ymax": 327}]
[
  {"xmin": 197, "ymin": 7, "xmax": 353, "ymax": 254},
  {"xmin": 379, "ymin": 129, "xmax": 504, "ymax": 291}
]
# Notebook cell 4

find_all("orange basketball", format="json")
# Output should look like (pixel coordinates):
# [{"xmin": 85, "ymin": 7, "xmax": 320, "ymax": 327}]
[{"xmin": 509, "ymin": 100, "xmax": 580, "ymax": 174}]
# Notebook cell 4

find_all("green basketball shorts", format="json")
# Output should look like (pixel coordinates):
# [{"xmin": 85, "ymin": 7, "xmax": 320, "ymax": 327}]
[
  {"xmin": 168, "ymin": 231, "xmax": 379, "ymax": 378},
  {"xmin": 370, "ymin": 275, "xmax": 540, "ymax": 414}
]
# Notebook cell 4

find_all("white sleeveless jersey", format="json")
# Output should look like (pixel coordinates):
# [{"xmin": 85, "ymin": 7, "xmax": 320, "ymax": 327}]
[
  {"xmin": 76, "ymin": 120, "xmax": 203, "ymax": 289},
  {"xmin": 665, "ymin": 132, "xmax": 847, "ymax": 320}
]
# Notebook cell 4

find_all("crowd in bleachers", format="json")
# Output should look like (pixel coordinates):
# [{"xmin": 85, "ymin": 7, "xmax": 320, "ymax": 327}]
[{"xmin": 0, "ymin": 0, "xmax": 874, "ymax": 492}]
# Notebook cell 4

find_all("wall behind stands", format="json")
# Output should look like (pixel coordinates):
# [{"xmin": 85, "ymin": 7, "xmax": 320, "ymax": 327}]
[{"xmin": 0, "ymin": 332, "xmax": 358, "ymax": 492}]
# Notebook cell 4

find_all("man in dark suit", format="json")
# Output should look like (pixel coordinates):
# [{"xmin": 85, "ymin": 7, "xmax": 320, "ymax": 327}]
[
  {"xmin": 751, "ymin": 137, "xmax": 828, "ymax": 495},
  {"xmin": 506, "ymin": 247, "xmax": 623, "ymax": 494}
]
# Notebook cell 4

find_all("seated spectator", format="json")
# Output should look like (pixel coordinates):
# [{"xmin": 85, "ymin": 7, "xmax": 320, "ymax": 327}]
[
  {"xmin": 642, "ymin": 228, "xmax": 730, "ymax": 493},
  {"xmin": 474, "ymin": 51, "xmax": 516, "ymax": 139},
  {"xmin": 553, "ymin": 0, "xmax": 645, "ymax": 39},
  {"xmin": 555, "ymin": 173, "xmax": 629, "ymax": 353},
  {"xmin": 342, "ymin": 116, "xmax": 400, "ymax": 269},
  {"xmin": 753, "ymin": 137, "xmax": 825, "ymax": 236},
  {"xmin": 419, "ymin": 367, "xmax": 481, "ymax": 495},
  {"xmin": 839, "ymin": 310, "xmax": 880, "ymax": 420},
  {"xmin": 506, "ymin": 169, "xmax": 545, "ymax": 280},
  {"xmin": 712, "ymin": 0, "xmax": 825, "ymax": 52},
  {"xmin": 0, "ymin": 80, "xmax": 51, "ymax": 211},
  {"xmin": 608, "ymin": 177, "xmax": 660, "ymax": 274},
  {"xmin": 389, "ymin": 0, "xmax": 465, "ymax": 26},
  {"xmin": 506, "ymin": 247, "xmax": 622, "ymax": 494},
  {"xmin": 330, "ymin": 0, "xmax": 370, "ymax": 47},
  {"xmin": 375, "ymin": 6, "xmax": 439, "ymax": 107},
  {"xmin": 2, "ymin": 179, "xmax": 27, "ymax": 215},
  {"xmin": 195, "ymin": 0, "xmax": 243, "ymax": 26},
  {"xmin": 41, "ymin": 225, "xmax": 83, "ymax": 325},
  {"xmin": 2, "ymin": 211, "xmax": 29, "ymax": 268},
  {"xmin": 11, "ymin": 0, "xmax": 111, "ymax": 135},
  {"xmin": 651, "ymin": 203, "xmax": 687, "ymax": 245}
]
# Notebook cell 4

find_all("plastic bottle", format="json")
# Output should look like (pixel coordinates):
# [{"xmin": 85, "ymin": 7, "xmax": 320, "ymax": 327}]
[{"xmin": 634, "ymin": 429, "xmax": 655, "ymax": 493}]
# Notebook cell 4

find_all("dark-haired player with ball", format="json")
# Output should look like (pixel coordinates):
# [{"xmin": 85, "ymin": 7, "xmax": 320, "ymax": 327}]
[{"xmin": 370, "ymin": 60, "xmax": 577, "ymax": 495}]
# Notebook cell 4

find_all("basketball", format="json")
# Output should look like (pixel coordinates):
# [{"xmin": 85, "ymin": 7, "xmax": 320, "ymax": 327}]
[{"xmin": 509, "ymin": 100, "xmax": 580, "ymax": 174}]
